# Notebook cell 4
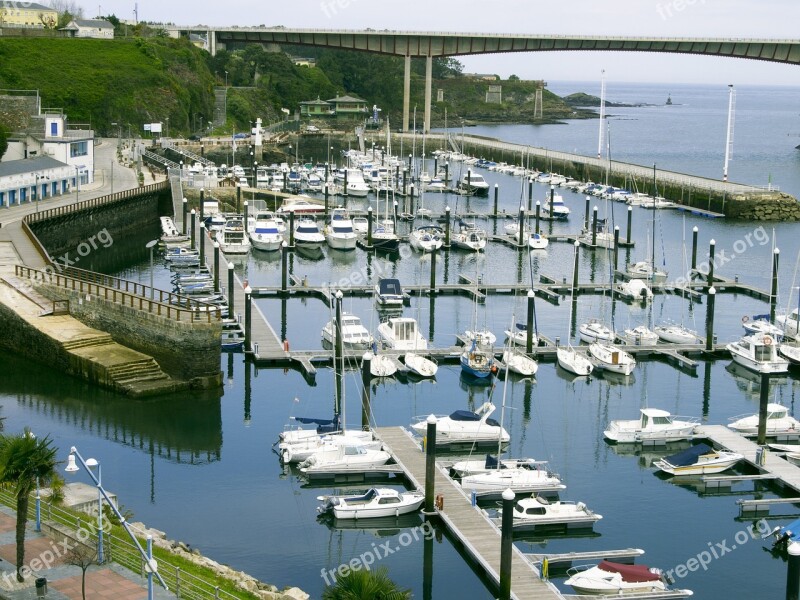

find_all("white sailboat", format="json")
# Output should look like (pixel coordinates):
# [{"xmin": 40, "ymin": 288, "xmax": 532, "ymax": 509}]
[{"xmin": 557, "ymin": 242, "xmax": 594, "ymax": 376}]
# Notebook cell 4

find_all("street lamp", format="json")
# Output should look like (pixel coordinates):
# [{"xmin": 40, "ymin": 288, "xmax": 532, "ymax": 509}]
[
  {"xmin": 165, "ymin": 117, "xmax": 169, "ymax": 139},
  {"xmin": 146, "ymin": 239, "xmax": 158, "ymax": 300},
  {"xmin": 74, "ymin": 166, "xmax": 80, "ymax": 204},
  {"xmin": 66, "ymin": 447, "xmax": 167, "ymax": 598},
  {"xmin": 224, "ymin": 70, "xmax": 228, "ymax": 87}
]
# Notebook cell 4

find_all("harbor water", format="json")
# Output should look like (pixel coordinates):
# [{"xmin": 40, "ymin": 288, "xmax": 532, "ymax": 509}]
[{"xmin": 3, "ymin": 82, "xmax": 800, "ymax": 599}]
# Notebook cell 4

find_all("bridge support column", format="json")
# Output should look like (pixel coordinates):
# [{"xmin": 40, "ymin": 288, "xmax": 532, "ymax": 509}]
[
  {"xmin": 403, "ymin": 54, "xmax": 411, "ymax": 132},
  {"xmin": 705, "ymin": 286, "xmax": 716, "ymax": 353},
  {"xmin": 424, "ymin": 54, "xmax": 433, "ymax": 134}
]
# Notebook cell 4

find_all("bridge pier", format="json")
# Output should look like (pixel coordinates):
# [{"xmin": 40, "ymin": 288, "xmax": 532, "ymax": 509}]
[
  {"xmin": 403, "ymin": 54, "xmax": 411, "ymax": 132},
  {"xmin": 424, "ymin": 54, "xmax": 433, "ymax": 133}
]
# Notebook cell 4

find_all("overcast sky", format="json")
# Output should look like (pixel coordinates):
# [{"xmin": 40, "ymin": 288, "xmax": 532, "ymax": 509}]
[{"xmin": 87, "ymin": 0, "xmax": 800, "ymax": 85}]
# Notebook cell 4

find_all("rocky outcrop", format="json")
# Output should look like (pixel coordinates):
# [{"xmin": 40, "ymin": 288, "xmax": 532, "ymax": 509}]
[
  {"xmin": 130, "ymin": 523, "xmax": 309, "ymax": 600},
  {"xmin": 723, "ymin": 191, "xmax": 800, "ymax": 221}
]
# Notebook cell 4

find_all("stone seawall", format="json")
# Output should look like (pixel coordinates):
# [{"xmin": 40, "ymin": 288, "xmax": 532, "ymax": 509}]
[{"xmin": 35, "ymin": 283, "xmax": 222, "ymax": 387}]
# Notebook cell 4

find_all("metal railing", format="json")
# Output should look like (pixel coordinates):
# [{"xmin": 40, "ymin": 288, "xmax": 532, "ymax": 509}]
[
  {"xmin": 0, "ymin": 486, "xmax": 251, "ymax": 600},
  {"xmin": 15, "ymin": 265, "xmax": 222, "ymax": 323}
]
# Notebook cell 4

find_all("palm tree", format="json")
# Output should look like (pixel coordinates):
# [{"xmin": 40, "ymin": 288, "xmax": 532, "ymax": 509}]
[
  {"xmin": 322, "ymin": 566, "xmax": 411, "ymax": 600},
  {"xmin": 0, "ymin": 429, "xmax": 59, "ymax": 582}
]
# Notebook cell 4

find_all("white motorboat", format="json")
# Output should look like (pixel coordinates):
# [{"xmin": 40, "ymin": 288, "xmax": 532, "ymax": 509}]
[
  {"xmin": 324, "ymin": 208, "xmax": 357, "ymax": 251},
  {"xmin": 279, "ymin": 424, "xmax": 378, "ymax": 465},
  {"xmin": 276, "ymin": 196, "xmax": 326, "ymax": 214},
  {"xmin": 403, "ymin": 353, "xmax": 438, "ymax": 378},
  {"xmin": 450, "ymin": 455, "xmax": 548, "ymax": 478},
  {"xmin": 377, "ymin": 317, "xmax": 427, "ymax": 351},
  {"xmin": 450, "ymin": 221, "xmax": 487, "ymax": 251},
  {"xmin": 742, "ymin": 315, "xmax": 784, "ymax": 340},
  {"xmin": 299, "ymin": 442, "xmax": 392, "ymax": 473},
  {"xmin": 528, "ymin": 232, "xmax": 549, "ymax": 250},
  {"xmin": 317, "ymin": 488, "xmax": 424, "ymax": 519},
  {"xmin": 777, "ymin": 309, "xmax": 800, "ymax": 340},
  {"xmin": 541, "ymin": 193, "xmax": 570, "ymax": 220},
  {"xmin": 408, "ymin": 225, "xmax": 444, "ymax": 252},
  {"xmin": 248, "ymin": 211, "xmax": 284, "ymax": 252},
  {"xmin": 501, "ymin": 350, "xmax": 538, "ymax": 377},
  {"xmin": 375, "ymin": 278, "xmax": 404, "ymax": 306},
  {"xmin": 565, "ymin": 561, "xmax": 668, "ymax": 595},
  {"xmin": 653, "ymin": 442, "xmax": 742, "ymax": 475},
  {"xmin": 460, "ymin": 461, "xmax": 563, "ymax": 494},
  {"xmin": 616, "ymin": 278, "xmax": 653, "ymax": 301},
  {"xmin": 458, "ymin": 172, "xmax": 490, "ymax": 196},
  {"xmin": 463, "ymin": 328, "xmax": 497, "ymax": 348},
  {"xmin": 655, "ymin": 323, "xmax": 702, "ymax": 345},
  {"xmin": 588, "ymin": 342, "xmax": 636, "ymax": 376},
  {"xmin": 411, "ymin": 402, "xmax": 509, "ymax": 443},
  {"xmin": 780, "ymin": 343, "xmax": 800, "ymax": 366},
  {"xmin": 351, "ymin": 216, "xmax": 368, "ymax": 235},
  {"xmin": 343, "ymin": 168, "xmax": 369, "ymax": 197},
  {"xmin": 321, "ymin": 313, "xmax": 373, "ymax": 350},
  {"xmin": 163, "ymin": 247, "xmax": 200, "ymax": 263},
  {"xmin": 619, "ymin": 325, "xmax": 659, "ymax": 346},
  {"xmin": 626, "ymin": 261, "xmax": 668, "ymax": 284},
  {"xmin": 579, "ymin": 319, "xmax": 614, "ymax": 343},
  {"xmin": 579, "ymin": 229, "xmax": 615, "ymax": 249},
  {"xmin": 501, "ymin": 495, "xmax": 602, "ymax": 531},
  {"xmin": 604, "ymin": 408, "xmax": 699, "ymax": 444},
  {"xmin": 728, "ymin": 403, "xmax": 800, "ymax": 435},
  {"xmin": 293, "ymin": 218, "xmax": 325, "ymax": 249},
  {"xmin": 216, "ymin": 217, "xmax": 251, "ymax": 255},
  {"xmin": 727, "ymin": 331, "xmax": 789, "ymax": 374},
  {"xmin": 504, "ymin": 322, "xmax": 538, "ymax": 347},
  {"xmin": 556, "ymin": 346, "xmax": 594, "ymax": 376},
  {"xmin": 369, "ymin": 353, "xmax": 398, "ymax": 378}
]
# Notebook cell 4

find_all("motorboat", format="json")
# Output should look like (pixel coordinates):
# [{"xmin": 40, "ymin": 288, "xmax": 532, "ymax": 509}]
[
  {"xmin": 351, "ymin": 216, "xmax": 369, "ymax": 235},
  {"xmin": 459, "ymin": 462, "xmax": 563, "ymax": 494},
  {"xmin": 450, "ymin": 455, "xmax": 548, "ymax": 478},
  {"xmin": 411, "ymin": 402, "xmax": 509, "ymax": 444},
  {"xmin": 321, "ymin": 313, "xmax": 373, "ymax": 350},
  {"xmin": 457, "ymin": 172, "xmax": 490, "ymax": 196},
  {"xmin": 460, "ymin": 339, "xmax": 494, "ymax": 379},
  {"xmin": 375, "ymin": 278, "xmax": 404, "ymax": 306},
  {"xmin": 588, "ymin": 342, "xmax": 636, "ymax": 376},
  {"xmin": 279, "ymin": 419, "xmax": 377, "ymax": 464},
  {"xmin": 619, "ymin": 325, "xmax": 659, "ymax": 346},
  {"xmin": 604, "ymin": 408, "xmax": 699, "ymax": 444},
  {"xmin": 504, "ymin": 322, "xmax": 538, "ymax": 347},
  {"xmin": 317, "ymin": 488, "xmax": 424, "ymax": 519},
  {"xmin": 370, "ymin": 219, "xmax": 400, "ymax": 252},
  {"xmin": 565, "ymin": 561, "xmax": 668, "ymax": 595},
  {"xmin": 578, "ymin": 229, "xmax": 615, "ymax": 249},
  {"xmin": 276, "ymin": 196, "xmax": 326, "ymax": 214},
  {"xmin": 501, "ymin": 495, "xmax": 602, "ymax": 531},
  {"xmin": 528, "ymin": 232, "xmax": 549, "ymax": 250},
  {"xmin": 579, "ymin": 319, "xmax": 614, "ymax": 344},
  {"xmin": 770, "ymin": 517, "xmax": 800, "ymax": 551},
  {"xmin": 216, "ymin": 217, "xmax": 251, "ymax": 255},
  {"xmin": 450, "ymin": 221, "xmax": 487, "ymax": 251},
  {"xmin": 293, "ymin": 218, "xmax": 325, "ymax": 249},
  {"xmin": 408, "ymin": 225, "xmax": 444, "ymax": 253},
  {"xmin": 626, "ymin": 261, "xmax": 668, "ymax": 284},
  {"xmin": 727, "ymin": 331, "xmax": 789, "ymax": 374},
  {"xmin": 728, "ymin": 403, "xmax": 800, "ymax": 435},
  {"xmin": 403, "ymin": 353, "xmax": 438, "ymax": 378},
  {"xmin": 501, "ymin": 350, "xmax": 538, "ymax": 377},
  {"xmin": 541, "ymin": 193, "xmax": 570, "ymax": 220},
  {"xmin": 556, "ymin": 346, "xmax": 594, "ymax": 376},
  {"xmin": 780, "ymin": 343, "xmax": 800, "ymax": 366},
  {"xmin": 777, "ymin": 309, "xmax": 800, "ymax": 340},
  {"xmin": 248, "ymin": 211, "xmax": 284, "ymax": 252},
  {"xmin": 655, "ymin": 323, "xmax": 702, "ymax": 345},
  {"xmin": 324, "ymin": 208, "xmax": 357, "ymax": 251},
  {"xmin": 653, "ymin": 442, "xmax": 742, "ymax": 476},
  {"xmin": 343, "ymin": 168, "xmax": 370, "ymax": 197},
  {"xmin": 163, "ymin": 247, "xmax": 200, "ymax": 263},
  {"xmin": 377, "ymin": 317, "xmax": 427, "ymax": 351},
  {"xmin": 369, "ymin": 353, "xmax": 398, "ymax": 378},
  {"xmin": 742, "ymin": 315, "xmax": 784, "ymax": 340},
  {"xmin": 616, "ymin": 279, "xmax": 653, "ymax": 302},
  {"xmin": 299, "ymin": 442, "xmax": 392, "ymax": 473}
]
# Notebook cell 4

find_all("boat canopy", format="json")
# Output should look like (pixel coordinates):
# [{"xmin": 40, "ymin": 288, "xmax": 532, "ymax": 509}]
[
  {"xmin": 777, "ymin": 518, "xmax": 800, "ymax": 543},
  {"xmin": 293, "ymin": 415, "xmax": 340, "ymax": 433},
  {"xmin": 450, "ymin": 410, "xmax": 481, "ymax": 421},
  {"xmin": 484, "ymin": 454, "xmax": 507, "ymax": 469},
  {"xmin": 378, "ymin": 279, "xmax": 402, "ymax": 296},
  {"xmin": 663, "ymin": 443, "xmax": 714, "ymax": 467},
  {"xmin": 597, "ymin": 561, "xmax": 661, "ymax": 583},
  {"xmin": 515, "ymin": 323, "xmax": 527, "ymax": 331}
]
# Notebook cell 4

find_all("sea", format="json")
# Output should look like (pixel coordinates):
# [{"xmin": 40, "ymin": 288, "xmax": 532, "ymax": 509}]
[{"xmin": 3, "ymin": 82, "xmax": 800, "ymax": 599}]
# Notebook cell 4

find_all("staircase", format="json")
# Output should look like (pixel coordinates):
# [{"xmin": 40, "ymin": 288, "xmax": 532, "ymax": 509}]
[
  {"xmin": 61, "ymin": 334, "xmax": 115, "ymax": 351},
  {"xmin": 213, "ymin": 87, "xmax": 227, "ymax": 126},
  {"xmin": 143, "ymin": 149, "xmax": 180, "ymax": 171},
  {"xmin": 162, "ymin": 139, "xmax": 214, "ymax": 168}
]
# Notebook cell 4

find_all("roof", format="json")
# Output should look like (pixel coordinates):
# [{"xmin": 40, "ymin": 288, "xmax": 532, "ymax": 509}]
[
  {"xmin": 641, "ymin": 408, "xmax": 670, "ymax": 417},
  {"xmin": 0, "ymin": 1, "xmax": 53, "ymax": 9},
  {"xmin": 299, "ymin": 98, "xmax": 332, "ymax": 106},
  {"xmin": 70, "ymin": 19, "xmax": 114, "ymax": 28},
  {"xmin": 0, "ymin": 156, "xmax": 69, "ymax": 178},
  {"xmin": 327, "ymin": 95, "xmax": 366, "ymax": 103}
]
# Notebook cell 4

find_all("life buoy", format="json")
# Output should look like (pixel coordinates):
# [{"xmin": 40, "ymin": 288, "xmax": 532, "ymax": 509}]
[
  {"xmin": 764, "ymin": 335, "xmax": 773, "ymax": 346},
  {"xmin": 742, "ymin": 315, "xmax": 750, "ymax": 323}
]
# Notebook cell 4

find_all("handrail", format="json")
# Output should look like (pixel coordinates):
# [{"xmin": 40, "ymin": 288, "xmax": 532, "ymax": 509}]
[{"xmin": 15, "ymin": 265, "xmax": 221, "ymax": 323}]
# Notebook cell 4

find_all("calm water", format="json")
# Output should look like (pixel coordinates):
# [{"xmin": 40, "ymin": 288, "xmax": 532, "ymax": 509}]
[{"xmin": 3, "ymin": 82, "xmax": 800, "ymax": 599}]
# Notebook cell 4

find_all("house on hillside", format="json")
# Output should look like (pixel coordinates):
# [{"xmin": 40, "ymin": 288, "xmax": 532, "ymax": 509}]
[
  {"xmin": 327, "ymin": 95, "xmax": 368, "ymax": 116},
  {"xmin": 188, "ymin": 34, "xmax": 207, "ymax": 50},
  {"xmin": 0, "ymin": 1, "xmax": 58, "ymax": 28},
  {"xmin": 299, "ymin": 98, "xmax": 333, "ymax": 117},
  {"xmin": 0, "ymin": 156, "xmax": 76, "ymax": 208},
  {"xmin": 463, "ymin": 73, "xmax": 500, "ymax": 81},
  {"xmin": 61, "ymin": 18, "xmax": 115, "ymax": 39}
]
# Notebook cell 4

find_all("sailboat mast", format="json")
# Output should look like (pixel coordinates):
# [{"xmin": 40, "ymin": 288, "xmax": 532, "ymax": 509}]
[
  {"xmin": 652, "ymin": 163, "xmax": 657, "ymax": 273},
  {"xmin": 597, "ymin": 69, "xmax": 606, "ymax": 160},
  {"xmin": 497, "ymin": 317, "xmax": 514, "ymax": 462}
]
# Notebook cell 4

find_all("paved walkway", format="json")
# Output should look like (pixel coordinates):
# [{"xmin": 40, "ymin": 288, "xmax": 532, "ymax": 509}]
[{"xmin": 0, "ymin": 506, "xmax": 176, "ymax": 600}]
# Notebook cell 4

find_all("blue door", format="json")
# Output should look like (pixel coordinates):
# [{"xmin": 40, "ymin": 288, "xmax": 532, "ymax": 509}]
[
  {"xmin": 51, "ymin": 182, "xmax": 58, "ymax": 196},
  {"xmin": 62, "ymin": 180, "xmax": 67, "ymax": 194},
  {"xmin": 20, "ymin": 188, "xmax": 26, "ymax": 203},
  {"xmin": 41, "ymin": 183, "xmax": 47, "ymax": 198},
  {"xmin": 0, "ymin": 192, "xmax": 4, "ymax": 207},
  {"xmin": 9, "ymin": 190, "xmax": 16, "ymax": 205}
]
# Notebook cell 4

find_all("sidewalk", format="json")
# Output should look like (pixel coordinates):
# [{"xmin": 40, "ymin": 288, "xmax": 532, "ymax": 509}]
[{"xmin": 0, "ymin": 506, "xmax": 176, "ymax": 600}]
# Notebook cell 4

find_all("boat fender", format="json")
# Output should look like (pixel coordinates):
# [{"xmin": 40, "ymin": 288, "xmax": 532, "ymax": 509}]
[
  {"xmin": 577, "ymin": 502, "xmax": 586, "ymax": 512},
  {"xmin": 282, "ymin": 448, "xmax": 292, "ymax": 464},
  {"xmin": 283, "ymin": 339, "xmax": 290, "ymax": 352},
  {"xmin": 742, "ymin": 315, "xmax": 749, "ymax": 323},
  {"xmin": 764, "ymin": 335, "xmax": 773, "ymax": 346}
]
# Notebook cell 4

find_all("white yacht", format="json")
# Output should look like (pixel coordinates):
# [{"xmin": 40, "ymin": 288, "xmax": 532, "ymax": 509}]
[
  {"xmin": 299, "ymin": 442, "xmax": 391, "ymax": 474},
  {"xmin": 729, "ymin": 403, "xmax": 800, "ymax": 435},
  {"xmin": 727, "ymin": 331, "xmax": 789, "ymax": 374},
  {"xmin": 742, "ymin": 315, "xmax": 785, "ymax": 340},
  {"xmin": 616, "ymin": 279, "xmax": 653, "ymax": 301},
  {"xmin": 620, "ymin": 325, "xmax": 659, "ymax": 346},
  {"xmin": 317, "ymin": 488, "xmax": 424, "ymax": 520},
  {"xmin": 377, "ymin": 317, "xmax": 427, "ymax": 351},
  {"xmin": 375, "ymin": 278, "xmax": 404, "ymax": 307},
  {"xmin": 588, "ymin": 342, "xmax": 636, "ymax": 376},
  {"xmin": 458, "ymin": 172, "xmax": 490, "ymax": 196},
  {"xmin": 556, "ymin": 346, "xmax": 594, "ymax": 376},
  {"xmin": 604, "ymin": 408, "xmax": 699, "ymax": 444},
  {"xmin": 501, "ymin": 495, "xmax": 602, "ymax": 531},
  {"xmin": 504, "ymin": 322, "xmax": 538, "ymax": 347},
  {"xmin": 412, "ymin": 402, "xmax": 509, "ymax": 444},
  {"xmin": 655, "ymin": 323, "xmax": 702, "ymax": 345},
  {"xmin": 408, "ymin": 225, "xmax": 444, "ymax": 253},
  {"xmin": 451, "ymin": 221, "xmax": 487, "ymax": 252},
  {"xmin": 324, "ymin": 208, "xmax": 357, "ymax": 251},
  {"xmin": 565, "ymin": 561, "xmax": 668, "ymax": 596},
  {"xmin": 276, "ymin": 196, "xmax": 326, "ymax": 214},
  {"xmin": 403, "ymin": 353, "xmax": 438, "ymax": 378},
  {"xmin": 248, "ymin": 211, "xmax": 284, "ymax": 252},
  {"xmin": 293, "ymin": 218, "xmax": 325, "ymax": 249},
  {"xmin": 321, "ymin": 313, "xmax": 373, "ymax": 350},
  {"xmin": 654, "ymin": 443, "xmax": 742, "ymax": 476},
  {"xmin": 343, "ymin": 168, "xmax": 369, "ymax": 197},
  {"xmin": 541, "ymin": 193, "xmax": 570, "ymax": 220},
  {"xmin": 501, "ymin": 350, "xmax": 538, "ymax": 377},
  {"xmin": 777, "ymin": 309, "xmax": 800, "ymax": 340},
  {"xmin": 369, "ymin": 353, "xmax": 398, "ymax": 378},
  {"xmin": 216, "ymin": 217, "xmax": 251, "ymax": 255},
  {"xmin": 626, "ymin": 261, "xmax": 668, "ymax": 284},
  {"xmin": 460, "ymin": 462, "xmax": 563, "ymax": 494},
  {"xmin": 578, "ymin": 319, "xmax": 614, "ymax": 344}
]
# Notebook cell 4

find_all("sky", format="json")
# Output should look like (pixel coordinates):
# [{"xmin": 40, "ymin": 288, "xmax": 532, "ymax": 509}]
[{"xmin": 83, "ymin": 0, "xmax": 800, "ymax": 86}]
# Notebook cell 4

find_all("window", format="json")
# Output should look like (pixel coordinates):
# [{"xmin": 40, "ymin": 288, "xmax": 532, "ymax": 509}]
[
  {"xmin": 50, "ymin": 122, "xmax": 58, "ymax": 136},
  {"xmin": 70, "ymin": 141, "xmax": 88, "ymax": 157}
]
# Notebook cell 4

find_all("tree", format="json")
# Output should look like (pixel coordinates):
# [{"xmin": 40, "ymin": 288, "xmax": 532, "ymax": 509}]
[
  {"xmin": 0, "ymin": 124, "xmax": 8, "ymax": 162},
  {"xmin": 0, "ymin": 430, "xmax": 59, "ymax": 582},
  {"xmin": 322, "ymin": 566, "xmax": 411, "ymax": 600},
  {"xmin": 65, "ymin": 543, "xmax": 97, "ymax": 600},
  {"xmin": 508, "ymin": 74, "xmax": 520, "ymax": 81}
]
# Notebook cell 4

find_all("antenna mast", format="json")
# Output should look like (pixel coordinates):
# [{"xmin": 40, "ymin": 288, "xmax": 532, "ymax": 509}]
[
  {"xmin": 723, "ymin": 84, "xmax": 736, "ymax": 182},
  {"xmin": 597, "ymin": 69, "xmax": 606, "ymax": 160}
]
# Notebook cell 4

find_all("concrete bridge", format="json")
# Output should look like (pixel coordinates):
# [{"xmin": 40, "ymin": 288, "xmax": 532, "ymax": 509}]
[{"xmin": 167, "ymin": 26, "xmax": 800, "ymax": 132}]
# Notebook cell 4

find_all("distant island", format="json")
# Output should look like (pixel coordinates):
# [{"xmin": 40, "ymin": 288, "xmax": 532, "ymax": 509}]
[{"xmin": 561, "ymin": 93, "xmax": 643, "ymax": 108}]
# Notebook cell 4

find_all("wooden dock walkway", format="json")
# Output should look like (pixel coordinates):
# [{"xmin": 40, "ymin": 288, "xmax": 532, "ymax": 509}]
[{"xmin": 375, "ymin": 426, "xmax": 563, "ymax": 600}]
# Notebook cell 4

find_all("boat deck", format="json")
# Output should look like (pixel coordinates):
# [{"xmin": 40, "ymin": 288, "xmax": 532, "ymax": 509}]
[{"xmin": 375, "ymin": 426, "xmax": 563, "ymax": 600}]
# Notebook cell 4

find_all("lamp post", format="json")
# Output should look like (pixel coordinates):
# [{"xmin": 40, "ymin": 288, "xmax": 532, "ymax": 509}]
[
  {"xmin": 74, "ymin": 166, "xmax": 80, "ymax": 204},
  {"xmin": 146, "ymin": 239, "xmax": 158, "ymax": 300},
  {"xmin": 165, "ymin": 117, "xmax": 169, "ymax": 139},
  {"xmin": 66, "ymin": 447, "xmax": 167, "ymax": 598},
  {"xmin": 35, "ymin": 173, "xmax": 40, "ymax": 213}
]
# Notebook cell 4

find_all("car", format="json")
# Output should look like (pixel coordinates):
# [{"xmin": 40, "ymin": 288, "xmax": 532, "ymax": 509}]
[
  {"xmin": 188, "ymin": 134, "xmax": 201, "ymax": 141},
  {"xmin": 233, "ymin": 133, "xmax": 249, "ymax": 140},
  {"xmin": 305, "ymin": 125, "xmax": 320, "ymax": 133}
]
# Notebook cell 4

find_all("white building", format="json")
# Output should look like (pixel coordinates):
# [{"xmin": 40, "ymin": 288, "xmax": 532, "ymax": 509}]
[
  {"xmin": 61, "ymin": 18, "xmax": 115, "ymax": 39},
  {"xmin": 0, "ymin": 156, "xmax": 75, "ymax": 208}
]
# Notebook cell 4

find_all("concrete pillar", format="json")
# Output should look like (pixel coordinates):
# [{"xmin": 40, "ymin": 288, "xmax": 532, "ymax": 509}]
[
  {"xmin": 361, "ymin": 351, "xmax": 372, "ymax": 430},
  {"xmin": 613, "ymin": 226, "xmax": 620, "ymax": 271},
  {"xmin": 324, "ymin": 184, "xmax": 329, "ymax": 216},
  {"xmin": 424, "ymin": 415, "xmax": 437, "ymax": 513},
  {"xmin": 280, "ymin": 242, "xmax": 288, "ymax": 294},
  {"xmin": 244, "ymin": 284, "xmax": 252, "ymax": 352},
  {"xmin": 691, "ymin": 226, "xmax": 699, "ymax": 275},
  {"xmin": 626, "ymin": 205, "xmax": 633, "ymax": 245},
  {"xmin": 236, "ymin": 185, "xmax": 241, "ymax": 213},
  {"xmin": 549, "ymin": 185, "xmax": 555, "ymax": 219},
  {"xmin": 190, "ymin": 209, "xmax": 196, "ymax": 250},
  {"xmin": 444, "ymin": 206, "xmax": 451, "ymax": 248},
  {"xmin": 493, "ymin": 184, "xmax": 499, "ymax": 217},
  {"xmin": 199, "ymin": 189, "xmax": 205, "ymax": 221},
  {"xmin": 771, "ymin": 248, "xmax": 780, "ymax": 322},
  {"xmin": 584, "ymin": 196, "xmax": 590, "ymax": 231},
  {"xmin": 227, "ymin": 262, "xmax": 235, "ymax": 312},
  {"xmin": 182, "ymin": 197, "xmax": 188, "ymax": 235},
  {"xmin": 787, "ymin": 542, "xmax": 800, "ymax": 600},
  {"xmin": 499, "ymin": 488, "xmax": 515, "ymax": 600},
  {"xmin": 430, "ymin": 247, "xmax": 437, "ymax": 295},
  {"xmin": 708, "ymin": 239, "xmax": 716, "ymax": 286},
  {"xmin": 403, "ymin": 54, "xmax": 411, "ymax": 132},
  {"xmin": 526, "ymin": 289, "xmax": 535, "ymax": 353},
  {"xmin": 758, "ymin": 372, "xmax": 770, "ymax": 446},
  {"xmin": 213, "ymin": 242, "xmax": 220, "ymax": 292},
  {"xmin": 289, "ymin": 211, "xmax": 295, "ymax": 247},
  {"xmin": 517, "ymin": 205, "xmax": 525, "ymax": 247},
  {"xmin": 591, "ymin": 206, "xmax": 598, "ymax": 247},
  {"xmin": 343, "ymin": 168, "xmax": 348, "ymax": 197},
  {"xmin": 199, "ymin": 221, "xmax": 206, "ymax": 264},
  {"xmin": 243, "ymin": 201, "xmax": 249, "ymax": 234},
  {"xmin": 527, "ymin": 178, "xmax": 533, "ymax": 211},
  {"xmin": 705, "ymin": 286, "xmax": 716, "ymax": 352},
  {"xmin": 424, "ymin": 54, "xmax": 433, "ymax": 133},
  {"xmin": 367, "ymin": 206, "xmax": 373, "ymax": 247},
  {"xmin": 572, "ymin": 240, "xmax": 580, "ymax": 296},
  {"xmin": 535, "ymin": 201, "xmax": 541, "ymax": 235}
]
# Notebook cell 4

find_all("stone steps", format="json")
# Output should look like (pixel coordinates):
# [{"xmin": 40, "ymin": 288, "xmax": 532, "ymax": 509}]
[
  {"xmin": 61, "ymin": 335, "xmax": 115, "ymax": 351},
  {"xmin": 107, "ymin": 359, "xmax": 170, "ymax": 383}
]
